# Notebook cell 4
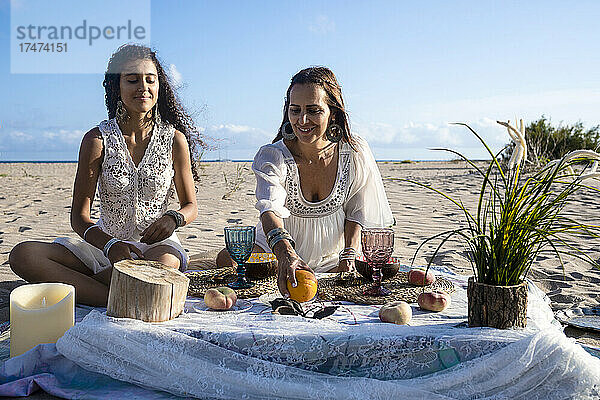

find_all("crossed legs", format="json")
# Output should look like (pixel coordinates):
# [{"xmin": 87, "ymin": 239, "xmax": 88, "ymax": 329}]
[{"xmin": 9, "ymin": 241, "xmax": 181, "ymax": 307}]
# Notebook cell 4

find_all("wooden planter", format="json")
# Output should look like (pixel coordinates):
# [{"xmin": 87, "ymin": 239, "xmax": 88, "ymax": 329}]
[{"xmin": 467, "ymin": 277, "xmax": 527, "ymax": 329}]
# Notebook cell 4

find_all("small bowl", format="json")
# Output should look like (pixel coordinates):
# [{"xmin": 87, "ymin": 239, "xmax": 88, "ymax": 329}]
[
  {"xmin": 355, "ymin": 256, "xmax": 400, "ymax": 281},
  {"xmin": 245, "ymin": 253, "xmax": 277, "ymax": 280}
]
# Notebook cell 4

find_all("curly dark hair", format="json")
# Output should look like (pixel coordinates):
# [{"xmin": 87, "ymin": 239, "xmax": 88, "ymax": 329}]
[
  {"xmin": 103, "ymin": 44, "xmax": 207, "ymax": 182},
  {"xmin": 273, "ymin": 66, "xmax": 356, "ymax": 150}
]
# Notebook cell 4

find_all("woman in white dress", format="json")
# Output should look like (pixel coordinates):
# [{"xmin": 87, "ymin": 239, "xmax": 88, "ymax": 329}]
[
  {"xmin": 9, "ymin": 45, "xmax": 206, "ymax": 306},
  {"xmin": 217, "ymin": 67, "xmax": 393, "ymax": 296}
]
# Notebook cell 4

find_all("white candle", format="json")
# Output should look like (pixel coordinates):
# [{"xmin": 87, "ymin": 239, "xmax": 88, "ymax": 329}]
[{"xmin": 10, "ymin": 283, "xmax": 75, "ymax": 358}]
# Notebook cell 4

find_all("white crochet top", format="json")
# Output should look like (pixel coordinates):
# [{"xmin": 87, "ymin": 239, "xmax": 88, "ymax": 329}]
[{"xmin": 96, "ymin": 118, "xmax": 175, "ymax": 240}]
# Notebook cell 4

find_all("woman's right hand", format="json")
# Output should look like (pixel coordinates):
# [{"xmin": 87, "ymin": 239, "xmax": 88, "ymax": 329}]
[
  {"xmin": 275, "ymin": 246, "xmax": 313, "ymax": 298},
  {"xmin": 106, "ymin": 241, "xmax": 144, "ymax": 265}
]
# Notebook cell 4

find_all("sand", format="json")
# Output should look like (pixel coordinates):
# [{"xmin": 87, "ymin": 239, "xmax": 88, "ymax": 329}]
[{"xmin": 1, "ymin": 160, "xmax": 599, "ymax": 346}]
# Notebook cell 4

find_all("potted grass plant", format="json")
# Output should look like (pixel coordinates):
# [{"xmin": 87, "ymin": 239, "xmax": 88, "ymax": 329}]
[{"xmin": 408, "ymin": 120, "xmax": 600, "ymax": 329}]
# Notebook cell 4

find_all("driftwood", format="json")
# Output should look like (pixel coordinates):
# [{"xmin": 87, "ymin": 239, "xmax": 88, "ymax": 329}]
[
  {"xmin": 467, "ymin": 277, "xmax": 528, "ymax": 329},
  {"xmin": 107, "ymin": 260, "xmax": 189, "ymax": 322}
]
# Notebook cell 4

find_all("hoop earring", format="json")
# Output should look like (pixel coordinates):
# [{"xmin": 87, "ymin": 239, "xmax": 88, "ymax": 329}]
[
  {"xmin": 281, "ymin": 122, "xmax": 296, "ymax": 140},
  {"xmin": 326, "ymin": 123, "xmax": 343, "ymax": 142},
  {"xmin": 116, "ymin": 100, "xmax": 129, "ymax": 123}
]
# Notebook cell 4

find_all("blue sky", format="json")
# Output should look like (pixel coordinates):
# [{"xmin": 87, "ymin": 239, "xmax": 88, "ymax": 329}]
[{"xmin": 1, "ymin": 0, "xmax": 600, "ymax": 161}]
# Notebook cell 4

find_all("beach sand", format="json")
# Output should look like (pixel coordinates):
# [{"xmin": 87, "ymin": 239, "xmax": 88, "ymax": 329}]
[{"xmin": 0, "ymin": 160, "xmax": 599, "ymax": 397}]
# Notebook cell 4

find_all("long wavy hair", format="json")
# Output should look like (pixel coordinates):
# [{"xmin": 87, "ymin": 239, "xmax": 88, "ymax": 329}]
[
  {"xmin": 103, "ymin": 44, "xmax": 207, "ymax": 182},
  {"xmin": 273, "ymin": 66, "xmax": 356, "ymax": 149}
]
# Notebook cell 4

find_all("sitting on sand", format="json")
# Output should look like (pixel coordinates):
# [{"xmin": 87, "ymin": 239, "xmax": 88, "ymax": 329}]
[
  {"xmin": 216, "ymin": 66, "xmax": 394, "ymax": 296},
  {"xmin": 9, "ymin": 44, "xmax": 205, "ymax": 306}
]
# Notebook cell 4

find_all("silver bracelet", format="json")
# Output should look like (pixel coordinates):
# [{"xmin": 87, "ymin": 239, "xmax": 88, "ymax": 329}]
[
  {"xmin": 103, "ymin": 237, "xmax": 121, "ymax": 258},
  {"xmin": 83, "ymin": 225, "xmax": 98, "ymax": 242},
  {"xmin": 267, "ymin": 227, "xmax": 295, "ymax": 249},
  {"xmin": 164, "ymin": 210, "xmax": 185, "ymax": 228},
  {"xmin": 339, "ymin": 247, "xmax": 357, "ymax": 261},
  {"xmin": 266, "ymin": 227, "xmax": 286, "ymax": 242},
  {"xmin": 269, "ymin": 233, "xmax": 295, "ymax": 251}
]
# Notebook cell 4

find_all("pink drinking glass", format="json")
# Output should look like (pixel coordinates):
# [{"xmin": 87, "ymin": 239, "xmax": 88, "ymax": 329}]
[{"xmin": 361, "ymin": 228, "xmax": 394, "ymax": 296}]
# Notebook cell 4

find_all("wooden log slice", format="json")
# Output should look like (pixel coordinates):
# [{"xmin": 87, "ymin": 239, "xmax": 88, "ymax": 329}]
[
  {"xmin": 467, "ymin": 277, "xmax": 527, "ymax": 329},
  {"xmin": 107, "ymin": 260, "xmax": 190, "ymax": 322}
]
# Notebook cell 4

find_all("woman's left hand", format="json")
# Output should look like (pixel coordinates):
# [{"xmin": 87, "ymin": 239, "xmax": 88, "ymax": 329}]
[{"xmin": 140, "ymin": 215, "xmax": 177, "ymax": 244}]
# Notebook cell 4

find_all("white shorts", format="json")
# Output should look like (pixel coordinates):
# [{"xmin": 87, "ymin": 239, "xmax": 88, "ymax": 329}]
[{"xmin": 54, "ymin": 231, "xmax": 189, "ymax": 274}]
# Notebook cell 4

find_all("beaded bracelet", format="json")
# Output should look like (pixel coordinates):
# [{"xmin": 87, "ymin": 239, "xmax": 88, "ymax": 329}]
[
  {"xmin": 164, "ymin": 210, "xmax": 185, "ymax": 228},
  {"xmin": 266, "ymin": 227, "xmax": 296, "ymax": 250},
  {"xmin": 268, "ymin": 231, "xmax": 293, "ymax": 249},
  {"xmin": 266, "ymin": 227, "xmax": 286, "ymax": 241},
  {"xmin": 267, "ymin": 229, "xmax": 292, "ymax": 245},
  {"xmin": 266, "ymin": 227, "xmax": 285, "ymax": 248},
  {"xmin": 339, "ymin": 247, "xmax": 358, "ymax": 261},
  {"xmin": 103, "ymin": 237, "xmax": 121, "ymax": 258},
  {"xmin": 269, "ymin": 233, "xmax": 296, "ymax": 251}
]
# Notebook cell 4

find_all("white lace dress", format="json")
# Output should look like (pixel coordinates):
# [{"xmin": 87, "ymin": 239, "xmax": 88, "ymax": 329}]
[
  {"xmin": 54, "ymin": 118, "xmax": 188, "ymax": 273},
  {"xmin": 253, "ymin": 136, "xmax": 394, "ymax": 272}
]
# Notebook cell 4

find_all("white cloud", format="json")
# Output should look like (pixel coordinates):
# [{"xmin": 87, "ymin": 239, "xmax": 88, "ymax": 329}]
[
  {"xmin": 353, "ymin": 121, "xmax": 417, "ymax": 144},
  {"xmin": 169, "ymin": 64, "xmax": 183, "ymax": 87},
  {"xmin": 435, "ymin": 126, "xmax": 461, "ymax": 146},
  {"xmin": 411, "ymin": 89, "xmax": 600, "ymax": 127},
  {"xmin": 354, "ymin": 120, "xmax": 498, "ymax": 147},
  {"xmin": 200, "ymin": 124, "xmax": 274, "ymax": 160},
  {"xmin": 351, "ymin": 118, "xmax": 515, "ymax": 160},
  {"xmin": 211, "ymin": 124, "xmax": 258, "ymax": 134},
  {"xmin": 41, "ymin": 129, "xmax": 84, "ymax": 141},
  {"xmin": 204, "ymin": 124, "xmax": 273, "ymax": 148},
  {"xmin": 309, "ymin": 15, "xmax": 335, "ymax": 34},
  {"xmin": 7, "ymin": 131, "xmax": 32, "ymax": 140},
  {"xmin": 197, "ymin": 119, "xmax": 518, "ymax": 161},
  {"xmin": 0, "ymin": 129, "xmax": 84, "ymax": 153}
]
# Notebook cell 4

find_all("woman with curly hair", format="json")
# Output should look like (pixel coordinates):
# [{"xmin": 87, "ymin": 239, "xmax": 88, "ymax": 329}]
[{"xmin": 9, "ymin": 44, "xmax": 206, "ymax": 306}]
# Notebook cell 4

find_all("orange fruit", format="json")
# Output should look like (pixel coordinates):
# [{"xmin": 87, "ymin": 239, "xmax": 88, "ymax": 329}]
[{"xmin": 287, "ymin": 270, "xmax": 318, "ymax": 303}]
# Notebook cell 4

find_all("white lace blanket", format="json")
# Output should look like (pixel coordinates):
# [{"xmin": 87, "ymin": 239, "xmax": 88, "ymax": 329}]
[{"xmin": 56, "ymin": 272, "xmax": 600, "ymax": 399}]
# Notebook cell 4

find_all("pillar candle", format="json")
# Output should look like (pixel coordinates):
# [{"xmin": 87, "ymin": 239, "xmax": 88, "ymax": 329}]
[{"xmin": 10, "ymin": 283, "xmax": 75, "ymax": 358}]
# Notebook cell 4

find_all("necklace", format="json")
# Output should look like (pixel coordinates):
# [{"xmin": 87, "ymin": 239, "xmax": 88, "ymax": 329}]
[{"xmin": 294, "ymin": 142, "xmax": 338, "ymax": 165}]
